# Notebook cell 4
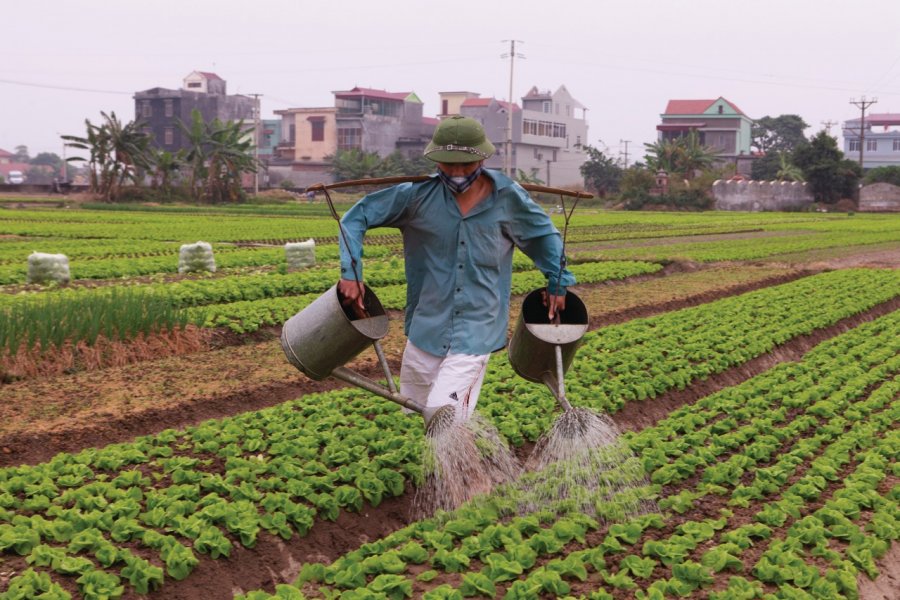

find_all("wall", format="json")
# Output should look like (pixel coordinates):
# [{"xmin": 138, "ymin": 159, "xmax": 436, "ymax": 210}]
[
  {"xmin": 859, "ymin": 182, "xmax": 900, "ymax": 212},
  {"xmin": 712, "ymin": 179, "xmax": 813, "ymax": 211}
]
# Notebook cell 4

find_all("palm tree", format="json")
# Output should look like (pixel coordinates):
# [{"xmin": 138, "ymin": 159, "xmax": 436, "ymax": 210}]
[
  {"xmin": 62, "ymin": 112, "xmax": 151, "ymax": 201},
  {"xmin": 679, "ymin": 131, "xmax": 719, "ymax": 179},
  {"xmin": 775, "ymin": 153, "xmax": 804, "ymax": 182},
  {"xmin": 644, "ymin": 131, "xmax": 719, "ymax": 180},
  {"xmin": 178, "ymin": 109, "xmax": 258, "ymax": 203},
  {"xmin": 149, "ymin": 149, "xmax": 185, "ymax": 199},
  {"xmin": 330, "ymin": 149, "xmax": 383, "ymax": 181}
]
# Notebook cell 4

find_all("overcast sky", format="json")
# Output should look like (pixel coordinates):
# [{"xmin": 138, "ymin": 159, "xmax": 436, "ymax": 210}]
[{"xmin": 3, "ymin": 0, "xmax": 900, "ymax": 163}]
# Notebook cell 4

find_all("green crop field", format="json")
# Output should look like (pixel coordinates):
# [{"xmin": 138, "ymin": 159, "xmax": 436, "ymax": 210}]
[{"xmin": 0, "ymin": 203, "xmax": 897, "ymax": 600}]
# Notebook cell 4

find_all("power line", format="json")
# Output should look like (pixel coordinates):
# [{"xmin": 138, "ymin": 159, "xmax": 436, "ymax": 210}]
[{"xmin": 0, "ymin": 77, "xmax": 132, "ymax": 95}]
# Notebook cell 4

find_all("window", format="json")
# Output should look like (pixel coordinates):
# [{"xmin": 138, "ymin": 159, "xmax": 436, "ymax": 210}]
[
  {"xmin": 894, "ymin": 139, "xmax": 900, "ymax": 151},
  {"xmin": 542, "ymin": 101, "xmax": 551, "ymax": 113},
  {"xmin": 141, "ymin": 102, "xmax": 151, "ymax": 118},
  {"xmin": 164, "ymin": 127, "xmax": 174, "ymax": 145},
  {"xmin": 164, "ymin": 99, "xmax": 174, "ymax": 118},
  {"xmin": 337, "ymin": 128, "xmax": 362, "ymax": 151},
  {"xmin": 289, "ymin": 124, "xmax": 296, "ymax": 143},
  {"xmin": 441, "ymin": 99, "xmax": 448, "ymax": 115},
  {"xmin": 187, "ymin": 82, "xmax": 201, "ymax": 89},
  {"xmin": 576, "ymin": 135, "xmax": 582, "ymax": 146},
  {"xmin": 849, "ymin": 140, "xmax": 860, "ymax": 152},
  {"xmin": 717, "ymin": 105, "xmax": 724, "ymax": 114},
  {"xmin": 866, "ymin": 139, "xmax": 877, "ymax": 152},
  {"xmin": 523, "ymin": 119, "xmax": 537, "ymax": 135},
  {"xmin": 552, "ymin": 123, "xmax": 566, "ymax": 138},
  {"xmin": 308, "ymin": 117, "xmax": 325, "ymax": 142}
]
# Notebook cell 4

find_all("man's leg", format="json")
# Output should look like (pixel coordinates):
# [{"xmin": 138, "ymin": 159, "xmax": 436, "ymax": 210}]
[
  {"xmin": 399, "ymin": 341, "xmax": 442, "ymax": 413},
  {"xmin": 427, "ymin": 352, "xmax": 490, "ymax": 421}
]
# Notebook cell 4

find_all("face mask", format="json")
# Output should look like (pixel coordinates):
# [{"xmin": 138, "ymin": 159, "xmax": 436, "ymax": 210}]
[{"xmin": 438, "ymin": 166, "xmax": 482, "ymax": 194}]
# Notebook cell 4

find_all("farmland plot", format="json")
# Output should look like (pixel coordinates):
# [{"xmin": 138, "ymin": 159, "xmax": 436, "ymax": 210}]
[{"xmin": 0, "ymin": 205, "xmax": 897, "ymax": 600}]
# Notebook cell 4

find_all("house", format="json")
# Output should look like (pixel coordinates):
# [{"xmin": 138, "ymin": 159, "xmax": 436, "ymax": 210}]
[
  {"xmin": 842, "ymin": 113, "xmax": 900, "ymax": 170},
  {"xmin": 272, "ymin": 87, "xmax": 436, "ymax": 187},
  {"xmin": 0, "ymin": 149, "xmax": 31, "ymax": 183},
  {"xmin": 657, "ymin": 97, "xmax": 754, "ymax": 174},
  {"xmin": 447, "ymin": 85, "xmax": 589, "ymax": 187},
  {"xmin": 133, "ymin": 71, "xmax": 255, "ymax": 153}
]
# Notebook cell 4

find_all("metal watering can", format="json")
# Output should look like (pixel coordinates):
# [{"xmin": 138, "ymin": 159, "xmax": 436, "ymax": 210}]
[
  {"xmin": 280, "ymin": 285, "xmax": 456, "ymax": 431},
  {"xmin": 507, "ymin": 288, "xmax": 589, "ymax": 411}
]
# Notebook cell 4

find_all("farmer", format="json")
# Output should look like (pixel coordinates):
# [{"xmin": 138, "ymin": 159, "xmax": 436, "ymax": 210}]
[{"xmin": 338, "ymin": 115, "xmax": 575, "ymax": 423}]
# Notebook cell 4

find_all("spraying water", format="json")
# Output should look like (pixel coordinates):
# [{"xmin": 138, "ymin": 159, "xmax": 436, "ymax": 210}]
[
  {"xmin": 412, "ymin": 412, "xmax": 521, "ymax": 519},
  {"xmin": 521, "ymin": 407, "xmax": 657, "ymax": 520}
]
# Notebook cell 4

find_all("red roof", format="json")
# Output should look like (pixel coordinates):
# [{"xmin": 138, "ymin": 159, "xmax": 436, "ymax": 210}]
[
  {"xmin": 0, "ymin": 149, "xmax": 13, "ymax": 158},
  {"xmin": 197, "ymin": 71, "xmax": 223, "ymax": 81},
  {"xmin": 333, "ymin": 86, "xmax": 411, "ymax": 101},
  {"xmin": 422, "ymin": 117, "xmax": 439, "ymax": 125},
  {"xmin": 863, "ymin": 113, "xmax": 900, "ymax": 126},
  {"xmin": 664, "ymin": 98, "xmax": 745, "ymax": 116},
  {"xmin": 461, "ymin": 97, "xmax": 520, "ymax": 111}
]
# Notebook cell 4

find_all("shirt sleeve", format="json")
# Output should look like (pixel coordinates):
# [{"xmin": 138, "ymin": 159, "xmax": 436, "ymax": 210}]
[
  {"xmin": 505, "ymin": 186, "xmax": 577, "ymax": 295},
  {"xmin": 338, "ymin": 183, "xmax": 414, "ymax": 281}
]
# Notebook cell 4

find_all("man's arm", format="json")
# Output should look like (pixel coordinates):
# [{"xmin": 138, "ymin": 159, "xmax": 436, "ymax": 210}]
[
  {"xmin": 505, "ymin": 188, "xmax": 576, "ymax": 318},
  {"xmin": 338, "ymin": 183, "xmax": 414, "ymax": 312}
]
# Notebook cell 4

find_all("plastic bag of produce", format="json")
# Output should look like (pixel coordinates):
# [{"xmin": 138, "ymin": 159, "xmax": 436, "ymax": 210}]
[
  {"xmin": 27, "ymin": 252, "xmax": 71, "ymax": 284},
  {"xmin": 285, "ymin": 239, "xmax": 316, "ymax": 270},
  {"xmin": 178, "ymin": 241, "xmax": 216, "ymax": 274}
]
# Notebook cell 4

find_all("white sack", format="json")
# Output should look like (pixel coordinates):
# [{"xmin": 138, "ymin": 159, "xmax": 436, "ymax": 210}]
[
  {"xmin": 27, "ymin": 252, "xmax": 70, "ymax": 284},
  {"xmin": 285, "ymin": 239, "xmax": 316, "ymax": 270},
  {"xmin": 178, "ymin": 241, "xmax": 216, "ymax": 274}
]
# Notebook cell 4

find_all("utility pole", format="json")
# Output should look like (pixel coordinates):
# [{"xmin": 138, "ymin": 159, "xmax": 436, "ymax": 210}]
[
  {"xmin": 501, "ymin": 40, "xmax": 524, "ymax": 178},
  {"xmin": 619, "ymin": 139, "xmax": 631, "ymax": 168},
  {"xmin": 849, "ymin": 96, "xmax": 877, "ymax": 168},
  {"xmin": 56, "ymin": 132, "xmax": 67, "ymax": 182},
  {"xmin": 249, "ymin": 93, "xmax": 262, "ymax": 195},
  {"xmin": 820, "ymin": 120, "xmax": 837, "ymax": 136}
]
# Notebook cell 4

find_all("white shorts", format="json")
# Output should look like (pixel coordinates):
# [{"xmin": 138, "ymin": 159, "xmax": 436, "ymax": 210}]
[{"xmin": 400, "ymin": 341, "xmax": 490, "ymax": 421}]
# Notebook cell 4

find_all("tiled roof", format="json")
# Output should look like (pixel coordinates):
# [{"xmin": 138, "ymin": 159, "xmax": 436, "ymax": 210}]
[
  {"xmin": 0, "ymin": 149, "xmax": 13, "ymax": 158},
  {"xmin": 334, "ymin": 87, "xmax": 411, "ymax": 101},
  {"xmin": 197, "ymin": 71, "xmax": 223, "ymax": 81},
  {"xmin": 461, "ymin": 98, "xmax": 520, "ymax": 111},
  {"xmin": 664, "ymin": 98, "xmax": 745, "ymax": 116}
]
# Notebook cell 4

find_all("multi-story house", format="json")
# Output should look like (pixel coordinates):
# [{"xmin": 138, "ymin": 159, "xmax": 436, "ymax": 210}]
[
  {"xmin": 445, "ymin": 85, "xmax": 589, "ymax": 187},
  {"xmin": 133, "ymin": 71, "xmax": 255, "ymax": 153},
  {"xmin": 272, "ymin": 87, "xmax": 436, "ymax": 187},
  {"xmin": 842, "ymin": 113, "xmax": 900, "ymax": 170},
  {"xmin": 657, "ymin": 97, "xmax": 754, "ymax": 174}
]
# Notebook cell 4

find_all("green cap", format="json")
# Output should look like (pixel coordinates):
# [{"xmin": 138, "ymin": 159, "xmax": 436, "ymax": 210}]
[{"xmin": 424, "ymin": 115, "xmax": 496, "ymax": 163}]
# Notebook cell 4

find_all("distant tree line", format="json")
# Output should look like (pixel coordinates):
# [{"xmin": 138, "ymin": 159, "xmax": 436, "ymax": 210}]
[{"xmin": 577, "ymin": 114, "xmax": 865, "ymax": 209}]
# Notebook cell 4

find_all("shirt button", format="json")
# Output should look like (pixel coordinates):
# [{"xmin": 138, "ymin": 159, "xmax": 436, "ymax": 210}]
[
  {"xmin": 460, "ymin": 241, "xmax": 465, "ymax": 245},
  {"xmin": 456, "ymin": 288, "xmax": 461, "ymax": 292},
  {"xmin": 458, "ymin": 265, "xmax": 463, "ymax": 269}
]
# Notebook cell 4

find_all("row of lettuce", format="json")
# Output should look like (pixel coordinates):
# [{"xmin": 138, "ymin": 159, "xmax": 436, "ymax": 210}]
[
  {"xmin": 0, "ymin": 259, "xmax": 661, "ymax": 356},
  {"xmin": 249, "ymin": 307, "xmax": 899, "ymax": 600},
  {"xmin": 0, "ymin": 269, "xmax": 895, "ymax": 599},
  {"xmin": 1, "ymin": 211, "xmax": 896, "ymax": 285}
]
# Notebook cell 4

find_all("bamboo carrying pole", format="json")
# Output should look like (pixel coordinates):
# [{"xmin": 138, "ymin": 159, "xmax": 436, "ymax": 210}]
[{"xmin": 305, "ymin": 175, "xmax": 593, "ymax": 199}]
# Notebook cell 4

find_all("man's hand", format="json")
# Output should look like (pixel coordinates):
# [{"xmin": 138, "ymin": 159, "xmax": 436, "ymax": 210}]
[
  {"xmin": 541, "ymin": 289, "xmax": 567, "ymax": 320},
  {"xmin": 337, "ymin": 278, "xmax": 367, "ymax": 318}
]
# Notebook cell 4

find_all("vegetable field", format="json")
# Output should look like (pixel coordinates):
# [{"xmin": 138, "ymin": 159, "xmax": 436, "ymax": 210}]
[{"xmin": 0, "ymin": 201, "xmax": 898, "ymax": 600}]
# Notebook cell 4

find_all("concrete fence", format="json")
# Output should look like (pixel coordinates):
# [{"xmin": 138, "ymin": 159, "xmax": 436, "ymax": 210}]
[
  {"xmin": 712, "ymin": 179, "xmax": 813, "ymax": 212},
  {"xmin": 859, "ymin": 183, "xmax": 900, "ymax": 212}
]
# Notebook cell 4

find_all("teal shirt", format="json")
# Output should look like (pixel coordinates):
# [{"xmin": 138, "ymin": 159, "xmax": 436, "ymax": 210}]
[{"xmin": 339, "ymin": 169, "xmax": 576, "ymax": 357}]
